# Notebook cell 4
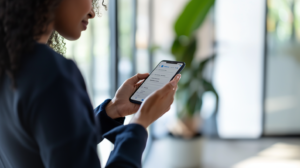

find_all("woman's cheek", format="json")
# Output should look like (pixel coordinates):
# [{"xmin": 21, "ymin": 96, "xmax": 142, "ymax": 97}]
[
  {"xmin": 78, "ymin": 0, "xmax": 92, "ymax": 15},
  {"xmin": 54, "ymin": 0, "xmax": 92, "ymax": 40}
]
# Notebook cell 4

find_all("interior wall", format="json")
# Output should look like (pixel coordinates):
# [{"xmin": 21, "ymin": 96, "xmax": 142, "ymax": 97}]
[{"xmin": 214, "ymin": 0, "xmax": 266, "ymax": 138}]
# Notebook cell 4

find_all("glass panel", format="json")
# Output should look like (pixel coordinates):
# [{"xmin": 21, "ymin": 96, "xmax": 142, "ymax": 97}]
[
  {"xmin": 136, "ymin": 0, "xmax": 150, "ymax": 73},
  {"xmin": 265, "ymin": 0, "xmax": 300, "ymax": 135},
  {"xmin": 118, "ymin": 0, "xmax": 135, "ymax": 86}
]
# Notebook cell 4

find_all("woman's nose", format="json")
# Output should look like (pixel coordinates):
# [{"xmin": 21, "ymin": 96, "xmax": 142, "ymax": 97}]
[{"xmin": 88, "ymin": 9, "xmax": 95, "ymax": 19}]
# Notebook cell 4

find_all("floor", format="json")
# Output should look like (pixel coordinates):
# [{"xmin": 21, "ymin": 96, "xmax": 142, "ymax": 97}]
[{"xmin": 143, "ymin": 137, "xmax": 300, "ymax": 168}]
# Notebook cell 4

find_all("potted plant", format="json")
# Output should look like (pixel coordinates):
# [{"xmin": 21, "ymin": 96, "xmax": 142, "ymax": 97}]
[{"xmin": 165, "ymin": 0, "xmax": 218, "ymax": 167}]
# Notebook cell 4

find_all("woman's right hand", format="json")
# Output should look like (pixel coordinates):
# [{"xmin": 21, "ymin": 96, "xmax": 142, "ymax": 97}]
[{"xmin": 130, "ymin": 74, "xmax": 181, "ymax": 128}]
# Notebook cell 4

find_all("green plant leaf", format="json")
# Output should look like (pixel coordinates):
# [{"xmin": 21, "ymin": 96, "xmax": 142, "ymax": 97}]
[
  {"xmin": 171, "ymin": 37, "xmax": 186, "ymax": 61},
  {"xmin": 174, "ymin": 0, "xmax": 215, "ymax": 37},
  {"xmin": 197, "ymin": 54, "xmax": 216, "ymax": 72},
  {"xmin": 178, "ymin": 68, "xmax": 192, "ymax": 88},
  {"xmin": 171, "ymin": 37, "xmax": 197, "ymax": 68},
  {"xmin": 202, "ymin": 79, "xmax": 219, "ymax": 112},
  {"xmin": 182, "ymin": 39, "xmax": 197, "ymax": 68},
  {"xmin": 172, "ymin": 0, "xmax": 217, "ymax": 118},
  {"xmin": 176, "ymin": 86, "xmax": 190, "ymax": 117},
  {"xmin": 186, "ymin": 91, "xmax": 202, "ymax": 117}
]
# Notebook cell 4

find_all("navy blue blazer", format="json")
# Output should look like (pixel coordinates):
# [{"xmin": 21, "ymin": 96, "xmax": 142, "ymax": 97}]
[{"xmin": 0, "ymin": 43, "xmax": 148, "ymax": 168}]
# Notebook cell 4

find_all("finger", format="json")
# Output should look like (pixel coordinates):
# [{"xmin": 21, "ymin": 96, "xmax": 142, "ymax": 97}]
[
  {"xmin": 133, "ymin": 103, "xmax": 141, "ymax": 111},
  {"xmin": 135, "ymin": 79, "xmax": 145, "ymax": 88},
  {"xmin": 172, "ymin": 85, "xmax": 178, "ymax": 97},
  {"xmin": 171, "ymin": 74, "xmax": 181, "ymax": 86},
  {"xmin": 127, "ymin": 73, "xmax": 149, "ymax": 85},
  {"xmin": 165, "ymin": 74, "xmax": 181, "ymax": 91}
]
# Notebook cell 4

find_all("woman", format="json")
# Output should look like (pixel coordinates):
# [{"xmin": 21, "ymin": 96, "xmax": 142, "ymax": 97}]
[{"xmin": 0, "ymin": 0, "xmax": 181, "ymax": 167}]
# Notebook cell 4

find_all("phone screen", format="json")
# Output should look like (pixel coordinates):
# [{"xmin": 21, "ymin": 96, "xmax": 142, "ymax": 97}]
[{"xmin": 130, "ymin": 61, "xmax": 184, "ymax": 103}]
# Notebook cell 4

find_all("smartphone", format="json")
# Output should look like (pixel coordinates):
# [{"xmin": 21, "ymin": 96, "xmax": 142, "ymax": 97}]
[{"xmin": 130, "ymin": 60, "xmax": 185, "ymax": 104}]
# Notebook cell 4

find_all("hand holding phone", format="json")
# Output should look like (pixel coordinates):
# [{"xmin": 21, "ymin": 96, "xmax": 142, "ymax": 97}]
[
  {"xmin": 105, "ymin": 73, "xmax": 149, "ymax": 119},
  {"xmin": 130, "ymin": 74, "xmax": 181, "ymax": 128},
  {"xmin": 130, "ymin": 60, "xmax": 185, "ymax": 104}
]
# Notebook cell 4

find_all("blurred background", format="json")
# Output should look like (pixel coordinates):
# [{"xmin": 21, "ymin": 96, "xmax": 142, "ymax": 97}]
[{"xmin": 64, "ymin": 0, "xmax": 300, "ymax": 167}]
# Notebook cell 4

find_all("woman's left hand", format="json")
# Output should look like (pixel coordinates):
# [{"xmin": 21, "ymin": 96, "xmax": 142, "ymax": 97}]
[{"xmin": 105, "ymin": 73, "xmax": 149, "ymax": 119}]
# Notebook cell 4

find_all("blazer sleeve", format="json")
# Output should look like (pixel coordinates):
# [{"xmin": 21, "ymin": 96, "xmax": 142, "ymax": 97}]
[
  {"xmin": 94, "ymin": 99, "xmax": 125, "ymax": 143},
  {"xmin": 103, "ymin": 124, "xmax": 148, "ymax": 168}
]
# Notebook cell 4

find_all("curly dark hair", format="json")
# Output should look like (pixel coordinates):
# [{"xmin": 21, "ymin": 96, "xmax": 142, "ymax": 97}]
[{"xmin": 0, "ymin": 0, "xmax": 106, "ymax": 87}]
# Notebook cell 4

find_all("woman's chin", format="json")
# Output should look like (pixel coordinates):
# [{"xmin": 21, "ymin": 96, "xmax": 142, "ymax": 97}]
[
  {"xmin": 57, "ymin": 30, "xmax": 81, "ymax": 41},
  {"xmin": 63, "ymin": 33, "xmax": 81, "ymax": 41}
]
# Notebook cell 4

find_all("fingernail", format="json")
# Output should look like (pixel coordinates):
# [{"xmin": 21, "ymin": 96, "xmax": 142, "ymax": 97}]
[{"xmin": 176, "ymin": 74, "xmax": 181, "ymax": 81}]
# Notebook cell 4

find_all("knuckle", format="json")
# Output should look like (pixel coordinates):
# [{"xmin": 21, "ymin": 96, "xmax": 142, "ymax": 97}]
[
  {"xmin": 154, "ymin": 89, "xmax": 162, "ymax": 95},
  {"xmin": 155, "ymin": 92, "xmax": 163, "ymax": 98},
  {"xmin": 149, "ymin": 91, "xmax": 159, "ymax": 99},
  {"xmin": 167, "ymin": 83, "xmax": 175, "ymax": 90},
  {"xmin": 125, "ymin": 78, "xmax": 130, "ymax": 82},
  {"xmin": 166, "ymin": 83, "xmax": 173, "ymax": 88},
  {"xmin": 161, "ymin": 84, "xmax": 172, "ymax": 92}
]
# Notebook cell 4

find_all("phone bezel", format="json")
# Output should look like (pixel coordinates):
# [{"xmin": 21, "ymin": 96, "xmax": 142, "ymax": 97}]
[{"xmin": 129, "ymin": 60, "xmax": 186, "ymax": 104}]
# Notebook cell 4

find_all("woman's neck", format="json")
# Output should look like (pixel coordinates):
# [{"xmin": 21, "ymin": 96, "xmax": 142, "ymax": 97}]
[
  {"xmin": 37, "ymin": 23, "xmax": 54, "ymax": 44},
  {"xmin": 38, "ymin": 33, "xmax": 52, "ymax": 44}
]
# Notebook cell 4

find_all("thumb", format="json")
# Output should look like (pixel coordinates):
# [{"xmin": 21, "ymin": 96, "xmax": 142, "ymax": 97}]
[
  {"xmin": 135, "ymin": 79, "xmax": 145, "ymax": 87},
  {"xmin": 171, "ymin": 74, "xmax": 181, "ymax": 86},
  {"xmin": 127, "ymin": 73, "xmax": 149, "ymax": 85},
  {"xmin": 164, "ymin": 74, "xmax": 181, "ymax": 91}
]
